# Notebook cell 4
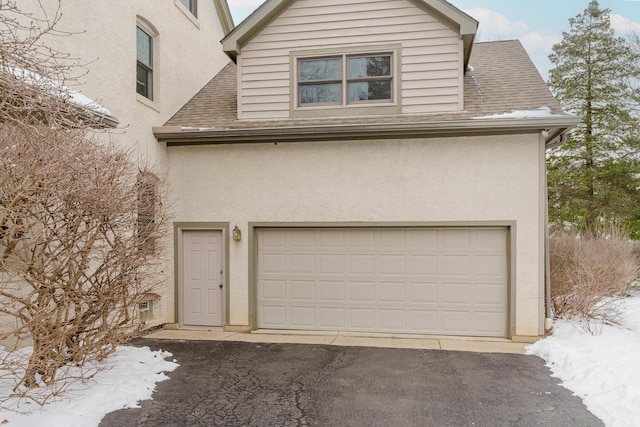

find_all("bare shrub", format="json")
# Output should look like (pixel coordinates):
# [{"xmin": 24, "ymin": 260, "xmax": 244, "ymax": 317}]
[
  {"xmin": 550, "ymin": 228, "xmax": 640, "ymax": 327},
  {"xmin": 0, "ymin": 0, "xmax": 167, "ymax": 403}
]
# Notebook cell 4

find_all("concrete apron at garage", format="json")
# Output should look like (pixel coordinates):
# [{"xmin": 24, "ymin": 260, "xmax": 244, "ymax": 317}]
[{"xmin": 143, "ymin": 329, "xmax": 531, "ymax": 354}]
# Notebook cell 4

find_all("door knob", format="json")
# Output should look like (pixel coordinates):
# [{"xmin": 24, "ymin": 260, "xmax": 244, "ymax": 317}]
[{"xmin": 219, "ymin": 284, "xmax": 223, "ymax": 288}]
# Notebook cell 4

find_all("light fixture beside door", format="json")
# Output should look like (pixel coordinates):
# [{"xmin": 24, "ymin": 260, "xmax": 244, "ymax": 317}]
[{"xmin": 232, "ymin": 224, "xmax": 241, "ymax": 241}]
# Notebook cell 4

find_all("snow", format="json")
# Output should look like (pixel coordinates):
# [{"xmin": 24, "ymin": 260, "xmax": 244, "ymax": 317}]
[
  {"xmin": 473, "ymin": 106, "xmax": 561, "ymax": 119},
  {"xmin": 0, "ymin": 346, "xmax": 178, "ymax": 427},
  {"xmin": 527, "ymin": 293, "xmax": 640, "ymax": 427},
  {"xmin": 6, "ymin": 65, "xmax": 112, "ymax": 117}
]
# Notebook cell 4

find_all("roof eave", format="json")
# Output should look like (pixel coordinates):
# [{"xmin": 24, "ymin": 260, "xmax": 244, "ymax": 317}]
[
  {"xmin": 154, "ymin": 116, "xmax": 581, "ymax": 146},
  {"xmin": 222, "ymin": 0, "xmax": 479, "ymax": 64},
  {"xmin": 222, "ymin": 0, "xmax": 295, "ymax": 61},
  {"xmin": 213, "ymin": 0, "xmax": 235, "ymax": 36}
]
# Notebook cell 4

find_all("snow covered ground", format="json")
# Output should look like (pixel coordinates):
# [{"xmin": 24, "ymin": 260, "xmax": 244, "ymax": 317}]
[
  {"xmin": 528, "ymin": 292, "xmax": 640, "ymax": 427},
  {"xmin": 0, "ymin": 346, "xmax": 178, "ymax": 427},
  {"xmin": 0, "ymin": 294, "xmax": 638, "ymax": 426}
]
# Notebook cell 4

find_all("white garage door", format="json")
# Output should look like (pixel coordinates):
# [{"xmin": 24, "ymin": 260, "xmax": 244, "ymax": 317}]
[{"xmin": 257, "ymin": 228, "xmax": 508, "ymax": 337}]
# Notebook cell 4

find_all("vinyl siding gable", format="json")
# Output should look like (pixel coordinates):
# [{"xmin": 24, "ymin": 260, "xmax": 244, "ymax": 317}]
[{"xmin": 237, "ymin": 0, "xmax": 463, "ymax": 120}]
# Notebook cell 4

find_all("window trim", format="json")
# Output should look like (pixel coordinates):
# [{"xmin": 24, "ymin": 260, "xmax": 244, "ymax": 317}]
[
  {"xmin": 290, "ymin": 44, "xmax": 402, "ymax": 118},
  {"xmin": 181, "ymin": 0, "xmax": 197, "ymax": 17},
  {"xmin": 175, "ymin": 0, "xmax": 199, "ymax": 25},
  {"xmin": 136, "ymin": 20, "xmax": 156, "ymax": 101}
]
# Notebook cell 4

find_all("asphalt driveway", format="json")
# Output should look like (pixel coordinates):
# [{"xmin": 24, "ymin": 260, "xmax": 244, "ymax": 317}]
[{"xmin": 100, "ymin": 339, "xmax": 602, "ymax": 427}]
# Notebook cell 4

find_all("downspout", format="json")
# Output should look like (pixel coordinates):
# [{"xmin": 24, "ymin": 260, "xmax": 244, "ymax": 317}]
[
  {"xmin": 544, "ymin": 139, "xmax": 555, "ymax": 329},
  {"xmin": 544, "ymin": 177, "xmax": 554, "ymax": 323}
]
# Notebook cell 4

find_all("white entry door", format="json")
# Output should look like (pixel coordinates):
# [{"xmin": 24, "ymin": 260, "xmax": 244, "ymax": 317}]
[{"xmin": 182, "ymin": 230, "xmax": 223, "ymax": 327}]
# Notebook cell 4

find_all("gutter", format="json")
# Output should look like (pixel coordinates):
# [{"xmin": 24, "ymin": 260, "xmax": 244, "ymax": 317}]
[
  {"xmin": 91, "ymin": 111, "xmax": 120, "ymax": 129},
  {"xmin": 154, "ymin": 116, "xmax": 580, "ymax": 146}
]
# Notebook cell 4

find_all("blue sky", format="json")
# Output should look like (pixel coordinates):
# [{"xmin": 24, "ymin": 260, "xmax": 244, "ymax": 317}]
[{"xmin": 228, "ymin": 0, "xmax": 640, "ymax": 80}]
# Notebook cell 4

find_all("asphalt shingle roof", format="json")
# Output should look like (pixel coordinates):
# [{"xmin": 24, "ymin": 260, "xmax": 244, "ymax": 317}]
[{"xmin": 166, "ymin": 40, "xmax": 566, "ymax": 129}]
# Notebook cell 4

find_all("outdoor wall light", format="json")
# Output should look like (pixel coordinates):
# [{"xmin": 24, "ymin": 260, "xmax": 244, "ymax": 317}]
[{"xmin": 232, "ymin": 225, "xmax": 241, "ymax": 242}]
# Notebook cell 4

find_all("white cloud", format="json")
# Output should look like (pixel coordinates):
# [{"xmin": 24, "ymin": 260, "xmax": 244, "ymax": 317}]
[
  {"xmin": 610, "ymin": 13, "xmax": 640, "ymax": 34},
  {"xmin": 232, "ymin": 0, "xmax": 266, "ymax": 7},
  {"xmin": 520, "ymin": 32, "xmax": 562, "ymax": 52},
  {"xmin": 229, "ymin": 0, "xmax": 266, "ymax": 22},
  {"xmin": 464, "ymin": 8, "xmax": 528, "ymax": 36}
]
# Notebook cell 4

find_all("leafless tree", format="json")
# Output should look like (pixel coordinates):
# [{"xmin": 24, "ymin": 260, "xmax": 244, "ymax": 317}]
[{"xmin": 0, "ymin": 0, "xmax": 166, "ymax": 400}]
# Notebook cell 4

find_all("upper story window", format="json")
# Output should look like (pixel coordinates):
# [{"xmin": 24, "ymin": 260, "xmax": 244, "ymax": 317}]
[
  {"xmin": 179, "ymin": 0, "xmax": 197, "ymax": 17},
  {"xmin": 136, "ymin": 25, "xmax": 153, "ymax": 100},
  {"xmin": 298, "ymin": 53, "xmax": 393, "ymax": 107}
]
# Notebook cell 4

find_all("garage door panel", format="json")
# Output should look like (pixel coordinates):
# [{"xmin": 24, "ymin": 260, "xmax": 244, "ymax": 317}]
[
  {"xmin": 318, "ymin": 281, "xmax": 345, "ymax": 301},
  {"xmin": 289, "ymin": 230, "xmax": 314, "ymax": 247},
  {"xmin": 291, "ymin": 254, "xmax": 315, "ymax": 274},
  {"xmin": 261, "ymin": 280, "xmax": 287, "ymax": 300},
  {"xmin": 474, "ymin": 311, "xmax": 506, "ymax": 334},
  {"xmin": 474, "ymin": 229, "xmax": 507, "ymax": 249},
  {"xmin": 474, "ymin": 255, "xmax": 507, "ymax": 276},
  {"xmin": 443, "ymin": 229, "xmax": 471, "ymax": 248},
  {"xmin": 257, "ymin": 228, "xmax": 508, "ymax": 337},
  {"xmin": 319, "ymin": 254, "xmax": 345, "ymax": 274},
  {"xmin": 476, "ymin": 283, "xmax": 506, "ymax": 305},
  {"xmin": 349, "ymin": 281, "xmax": 376, "ymax": 302},
  {"xmin": 410, "ymin": 255, "xmax": 438, "ymax": 275},
  {"xmin": 319, "ymin": 307, "xmax": 345, "ymax": 328},
  {"xmin": 443, "ymin": 283, "xmax": 471, "ymax": 304},
  {"xmin": 349, "ymin": 229, "xmax": 375, "ymax": 247},
  {"xmin": 442, "ymin": 310, "xmax": 471, "ymax": 333},
  {"xmin": 349, "ymin": 308, "xmax": 375, "ymax": 329},
  {"xmin": 262, "ymin": 253, "xmax": 287, "ymax": 274},
  {"xmin": 291, "ymin": 307, "xmax": 316, "ymax": 327},
  {"xmin": 380, "ymin": 255, "xmax": 406, "ymax": 274},
  {"xmin": 380, "ymin": 282, "xmax": 406, "ymax": 303},
  {"xmin": 262, "ymin": 230, "xmax": 287, "ymax": 247},
  {"xmin": 409, "ymin": 229, "xmax": 438, "ymax": 248},
  {"xmin": 319, "ymin": 230, "xmax": 345, "ymax": 248},
  {"xmin": 442, "ymin": 255, "xmax": 470, "ymax": 276},
  {"xmin": 380, "ymin": 309, "xmax": 407, "ymax": 330},
  {"xmin": 379, "ymin": 229, "xmax": 406, "ymax": 247},
  {"xmin": 409, "ymin": 283, "xmax": 438, "ymax": 304},
  {"xmin": 410, "ymin": 311, "xmax": 438, "ymax": 332},
  {"xmin": 261, "ymin": 306, "xmax": 287, "ymax": 327},
  {"xmin": 290, "ymin": 280, "xmax": 315, "ymax": 301},
  {"xmin": 349, "ymin": 254, "xmax": 375, "ymax": 274}
]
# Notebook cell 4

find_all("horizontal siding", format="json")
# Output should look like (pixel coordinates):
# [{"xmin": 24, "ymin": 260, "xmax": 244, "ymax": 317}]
[{"xmin": 239, "ymin": 0, "xmax": 462, "ymax": 120}]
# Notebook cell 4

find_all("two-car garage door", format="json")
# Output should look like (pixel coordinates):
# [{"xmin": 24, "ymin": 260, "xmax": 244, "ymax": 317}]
[{"xmin": 257, "ymin": 228, "xmax": 508, "ymax": 338}]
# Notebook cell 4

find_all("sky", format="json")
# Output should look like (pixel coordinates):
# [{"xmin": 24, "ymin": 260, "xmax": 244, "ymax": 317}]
[{"xmin": 228, "ymin": 0, "xmax": 640, "ymax": 80}]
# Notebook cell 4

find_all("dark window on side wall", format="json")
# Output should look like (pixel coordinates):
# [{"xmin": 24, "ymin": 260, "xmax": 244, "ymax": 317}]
[
  {"xmin": 180, "ymin": 0, "xmax": 197, "ymax": 17},
  {"xmin": 136, "ymin": 26, "xmax": 153, "ymax": 100},
  {"xmin": 298, "ymin": 53, "xmax": 393, "ymax": 107}
]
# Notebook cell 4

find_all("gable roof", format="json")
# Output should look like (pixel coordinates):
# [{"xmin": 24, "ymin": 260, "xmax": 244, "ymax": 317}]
[
  {"xmin": 158, "ymin": 40, "xmax": 578, "ymax": 147},
  {"xmin": 221, "ymin": 0, "xmax": 478, "ymax": 67}
]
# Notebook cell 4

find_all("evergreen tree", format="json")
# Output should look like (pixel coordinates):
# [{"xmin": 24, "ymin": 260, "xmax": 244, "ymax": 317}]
[{"xmin": 547, "ymin": 0, "xmax": 640, "ymax": 237}]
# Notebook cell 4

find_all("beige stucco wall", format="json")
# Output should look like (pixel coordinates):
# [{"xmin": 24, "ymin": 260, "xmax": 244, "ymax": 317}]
[{"xmin": 166, "ymin": 133, "xmax": 546, "ymax": 337}]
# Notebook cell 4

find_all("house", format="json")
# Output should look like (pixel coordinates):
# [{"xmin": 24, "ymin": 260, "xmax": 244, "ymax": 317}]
[
  {"xmin": 152, "ymin": 0, "xmax": 579, "ymax": 341},
  {"xmin": 1, "ymin": 0, "xmax": 234, "ymax": 327},
  {"xmin": 12, "ymin": 0, "xmax": 233, "ymax": 169}
]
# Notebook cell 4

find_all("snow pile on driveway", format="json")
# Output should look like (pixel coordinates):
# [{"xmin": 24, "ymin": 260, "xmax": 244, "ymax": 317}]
[
  {"xmin": 528, "ymin": 293, "xmax": 640, "ymax": 427},
  {"xmin": 0, "ymin": 346, "xmax": 178, "ymax": 427}
]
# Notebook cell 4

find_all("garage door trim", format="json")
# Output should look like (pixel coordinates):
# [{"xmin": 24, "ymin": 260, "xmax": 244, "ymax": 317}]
[{"xmin": 249, "ymin": 221, "xmax": 516, "ymax": 338}]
